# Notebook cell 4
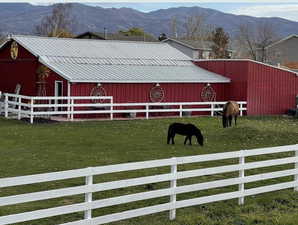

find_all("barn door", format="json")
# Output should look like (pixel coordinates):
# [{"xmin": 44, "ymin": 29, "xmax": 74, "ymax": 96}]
[{"xmin": 54, "ymin": 81, "xmax": 63, "ymax": 111}]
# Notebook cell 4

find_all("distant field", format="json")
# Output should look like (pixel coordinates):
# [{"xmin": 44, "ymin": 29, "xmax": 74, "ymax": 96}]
[{"xmin": 0, "ymin": 116, "xmax": 298, "ymax": 225}]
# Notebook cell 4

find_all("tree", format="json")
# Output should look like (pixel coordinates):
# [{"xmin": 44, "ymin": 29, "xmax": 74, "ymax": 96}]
[
  {"xmin": 0, "ymin": 28, "xmax": 5, "ymax": 45},
  {"xmin": 118, "ymin": 27, "xmax": 155, "ymax": 41},
  {"xmin": 119, "ymin": 27, "xmax": 146, "ymax": 36},
  {"xmin": 236, "ymin": 22, "xmax": 278, "ymax": 61},
  {"xmin": 210, "ymin": 27, "xmax": 230, "ymax": 59},
  {"xmin": 184, "ymin": 14, "xmax": 210, "ymax": 40},
  {"xmin": 170, "ymin": 16, "xmax": 178, "ymax": 38},
  {"xmin": 35, "ymin": 3, "xmax": 76, "ymax": 38}
]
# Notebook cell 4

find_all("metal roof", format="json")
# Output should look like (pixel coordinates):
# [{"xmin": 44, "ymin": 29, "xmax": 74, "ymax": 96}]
[
  {"xmin": 163, "ymin": 38, "xmax": 234, "ymax": 52},
  {"xmin": 9, "ymin": 35, "xmax": 230, "ymax": 83}
]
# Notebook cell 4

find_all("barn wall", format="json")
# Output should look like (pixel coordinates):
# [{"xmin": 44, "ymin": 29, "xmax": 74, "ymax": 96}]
[
  {"xmin": 247, "ymin": 61, "xmax": 298, "ymax": 115},
  {"xmin": 70, "ymin": 82, "xmax": 227, "ymax": 102},
  {"xmin": 43, "ymin": 67, "xmax": 68, "ymax": 97},
  {"xmin": 196, "ymin": 60, "xmax": 298, "ymax": 115},
  {"xmin": 195, "ymin": 61, "xmax": 248, "ymax": 101},
  {"xmin": 0, "ymin": 41, "xmax": 68, "ymax": 97},
  {"xmin": 0, "ymin": 41, "xmax": 38, "ymax": 95},
  {"xmin": 71, "ymin": 82, "xmax": 227, "ymax": 118}
]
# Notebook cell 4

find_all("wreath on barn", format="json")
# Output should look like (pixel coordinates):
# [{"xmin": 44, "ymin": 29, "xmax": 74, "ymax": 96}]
[
  {"xmin": 90, "ymin": 85, "xmax": 107, "ymax": 103},
  {"xmin": 150, "ymin": 85, "xmax": 165, "ymax": 103},
  {"xmin": 201, "ymin": 84, "xmax": 216, "ymax": 102}
]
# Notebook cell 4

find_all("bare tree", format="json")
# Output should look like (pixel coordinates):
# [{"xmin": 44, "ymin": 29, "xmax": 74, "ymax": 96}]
[
  {"xmin": 236, "ymin": 22, "xmax": 278, "ymax": 61},
  {"xmin": 256, "ymin": 22, "xmax": 278, "ymax": 62},
  {"xmin": 35, "ymin": 3, "xmax": 76, "ymax": 37},
  {"xmin": 184, "ymin": 15, "xmax": 207, "ymax": 40},
  {"xmin": 0, "ymin": 27, "xmax": 5, "ymax": 45},
  {"xmin": 170, "ymin": 16, "xmax": 178, "ymax": 38}
]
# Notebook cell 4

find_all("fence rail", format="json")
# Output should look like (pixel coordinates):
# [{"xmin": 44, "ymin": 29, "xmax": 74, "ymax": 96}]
[
  {"xmin": 0, "ymin": 144, "xmax": 298, "ymax": 225},
  {"xmin": 2, "ymin": 93, "xmax": 247, "ymax": 123}
]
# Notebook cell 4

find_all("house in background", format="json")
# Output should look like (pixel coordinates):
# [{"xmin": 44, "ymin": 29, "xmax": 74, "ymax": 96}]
[
  {"xmin": 256, "ymin": 34, "xmax": 298, "ymax": 71},
  {"xmin": 76, "ymin": 31, "xmax": 158, "ymax": 42},
  {"xmin": 162, "ymin": 38, "xmax": 234, "ymax": 60}
]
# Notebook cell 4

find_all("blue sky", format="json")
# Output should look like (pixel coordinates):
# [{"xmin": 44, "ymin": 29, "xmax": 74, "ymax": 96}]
[{"xmin": 2, "ymin": 0, "xmax": 298, "ymax": 21}]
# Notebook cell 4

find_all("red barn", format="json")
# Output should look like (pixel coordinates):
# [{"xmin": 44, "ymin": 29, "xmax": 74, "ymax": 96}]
[
  {"xmin": 196, "ymin": 60, "xmax": 298, "ymax": 115},
  {"xmin": 0, "ymin": 35, "xmax": 229, "ymax": 105},
  {"xmin": 0, "ymin": 35, "xmax": 297, "ymax": 117}
]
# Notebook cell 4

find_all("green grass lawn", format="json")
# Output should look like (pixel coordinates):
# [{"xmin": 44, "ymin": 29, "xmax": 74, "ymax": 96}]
[{"xmin": 0, "ymin": 116, "xmax": 298, "ymax": 225}]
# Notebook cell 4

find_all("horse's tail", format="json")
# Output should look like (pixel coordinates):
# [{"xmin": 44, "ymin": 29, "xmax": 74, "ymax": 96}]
[{"xmin": 167, "ymin": 125, "xmax": 172, "ymax": 144}]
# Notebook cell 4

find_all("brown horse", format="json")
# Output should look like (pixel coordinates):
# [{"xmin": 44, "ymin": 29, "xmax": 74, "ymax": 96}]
[{"xmin": 222, "ymin": 101, "xmax": 239, "ymax": 128}]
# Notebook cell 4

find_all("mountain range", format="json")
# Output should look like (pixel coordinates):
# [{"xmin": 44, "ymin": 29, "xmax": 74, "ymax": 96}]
[{"xmin": 1, "ymin": 3, "xmax": 298, "ymax": 39}]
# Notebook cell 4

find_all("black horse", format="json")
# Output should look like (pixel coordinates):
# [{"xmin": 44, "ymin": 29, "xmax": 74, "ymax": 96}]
[{"xmin": 167, "ymin": 123, "xmax": 204, "ymax": 146}]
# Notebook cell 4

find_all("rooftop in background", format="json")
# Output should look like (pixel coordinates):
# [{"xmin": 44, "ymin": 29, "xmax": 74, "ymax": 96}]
[
  {"xmin": 1, "ymin": 35, "xmax": 230, "ymax": 84},
  {"xmin": 76, "ymin": 31, "xmax": 158, "ymax": 42},
  {"xmin": 164, "ymin": 38, "xmax": 234, "ymax": 52}
]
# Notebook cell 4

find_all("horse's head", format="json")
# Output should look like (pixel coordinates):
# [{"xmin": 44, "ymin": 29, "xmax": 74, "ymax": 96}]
[{"xmin": 196, "ymin": 131, "xmax": 204, "ymax": 146}]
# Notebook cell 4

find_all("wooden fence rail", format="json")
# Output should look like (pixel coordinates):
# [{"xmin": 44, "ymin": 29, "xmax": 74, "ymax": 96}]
[
  {"xmin": 0, "ymin": 144, "xmax": 298, "ymax": 225},
  {"xmin": 2, "ymin": 93, "xmax": 247, "ymax": 123}
]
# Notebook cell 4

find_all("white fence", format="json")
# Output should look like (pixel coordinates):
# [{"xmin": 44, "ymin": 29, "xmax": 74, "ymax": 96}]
[
  {"xmin": 0, "ymin": 91, "xmax": 4, "ymax": 115},
  {"xmin": 2, "ymin": 93, "xmax": 247, "ymax": 124},
  {"xmin": 0, "ymin": 144, "xmax": 298, "ymax": 225}
]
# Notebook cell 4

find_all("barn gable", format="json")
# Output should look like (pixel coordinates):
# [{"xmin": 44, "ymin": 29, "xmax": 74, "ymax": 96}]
[{"xmin": 3, "ymin": 35, "xmax": 230, "ymax": 84}]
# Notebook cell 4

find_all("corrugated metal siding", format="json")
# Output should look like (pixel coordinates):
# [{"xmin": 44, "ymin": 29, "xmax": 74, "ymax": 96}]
[
  {"xmin": 71, "ymin": 83, "xmax": 226, "ymax": 103},
  {"xmin": 45, "ymin": 66, "xmax": 68, "ymax": 97},
  {"xmin": 197, "ymin": 60, "xmax": 298, "ymax": 115},
  {"xmin": 247, "ymin": 61, "xmax": 298, "ymax": 115},
  {"xmin": 45, "ymin": 62, "xmax": 230, "ymax": 83},
  {"xmin": 195, "ymin": 61, "xmax": 248, "ymax": 101},
  {"xmin": 13, "ymin": 35, "xmax": 192, "ymax": 60},
  {"xmin": 0, "ymin": 43, "xmax": 38, "ymax": 96}
]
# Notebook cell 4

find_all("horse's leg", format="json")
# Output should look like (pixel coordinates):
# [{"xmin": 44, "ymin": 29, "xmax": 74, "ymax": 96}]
[
  {"xmin": 172, "ymin": 134, "xmax": 175, "ymax": 145},
  {"xmin": 167, "ymin": 128, "xmax": 171, "ymax": 144},
  {"xmin": 189, "ymin": 135, "xmax": 192, "ymax": 145},
  {"xmin": 228, "ymin": 115, "xmax": 232, "ymax": 127},
  {"xmin": 184, "ymin": 136, "xmax": 188, "ymax": 145},
  {"xmin": 235, "ymin": 115, "xmax": 237, "ymax": 126},
  {"xmin": 222, "ymin": 116, "xmax": 226, "ymax": 128}
]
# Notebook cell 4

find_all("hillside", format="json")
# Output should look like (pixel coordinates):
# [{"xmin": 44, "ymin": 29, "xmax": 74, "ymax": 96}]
[{"xmin": 1, "ymin": 3, "xmax": 298, "ymax": 38}]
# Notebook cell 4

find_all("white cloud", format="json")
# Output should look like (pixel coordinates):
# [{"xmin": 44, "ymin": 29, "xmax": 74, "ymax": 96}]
[{"xmin": 232, "ymin": 4, "xmax": 298, "ymax": 21}]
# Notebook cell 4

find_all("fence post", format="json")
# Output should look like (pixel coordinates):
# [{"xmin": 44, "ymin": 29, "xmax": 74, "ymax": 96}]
[
  {"xmin": 84, "ymin": 168, "xmax": 93, "ymax": 220},
  {"xmin": 179, "ymin": 104, "xmax": 182, "ymax": 117},
  {"xmin": 110, "ymin": 98, "xmax": 113, "ymax": 120},
  {"xmin": 295, "ymin": 147, "xmax": 298, "ymax": 191},
  {"xmin": 67, "ymin": 97, "xmax": 70, "ymax": 120},
  {"xmin": 4, "ymin": 94, "xmax": 8, "ymax": 118},
  {"xmin": 169, "ymin": 157, "xmax": 177, "ymax": 220},
  {"xmin": 211, "ymin": 103, "xmax": 214, "ymax": 117},
  {"xmin": 30, "ymin": 98, "xmax": 34, "ymax": 124},
  {"xmin": 146, "ymin": 104, "xmax": 149, "ymax": 119},
  {"xmin": 18, "ymin": 96, "xmax": 21, "ymax": 120},
  {"xmin": 71, "ymin": 99, "xmax": 74, "ymax": 121},
  {"xmin": 240, "ymin": 103, "xmax": 243, "ymax": 116},
  {"xmin": 238, "ymin": 150, "xmax": 245, "ymax": 205}
]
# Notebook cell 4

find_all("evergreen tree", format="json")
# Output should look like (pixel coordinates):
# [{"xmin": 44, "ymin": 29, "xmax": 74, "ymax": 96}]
[{"xmin": 210, "ymin": 27, "xmax": 230, "ymax": 58}]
